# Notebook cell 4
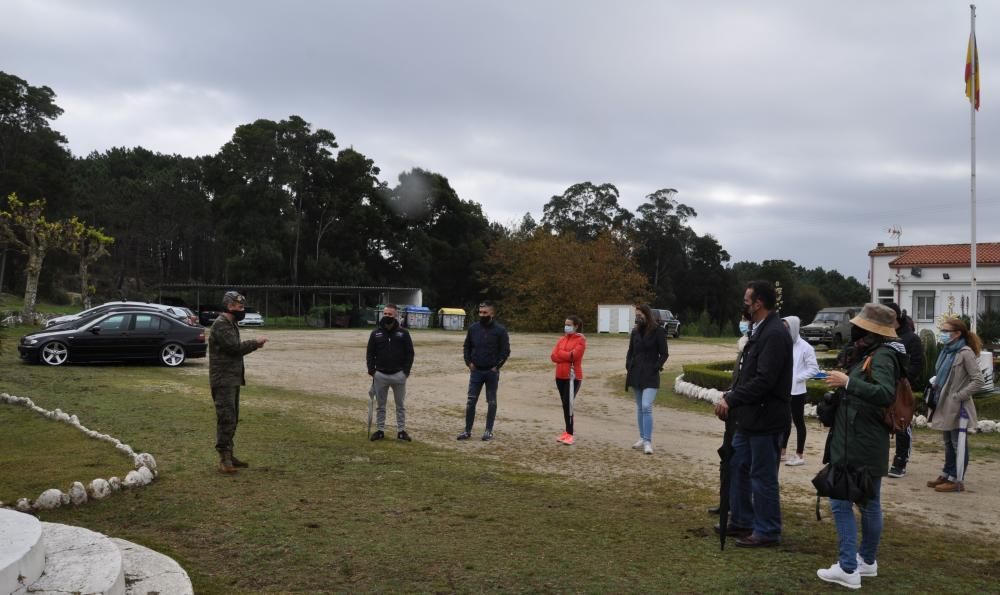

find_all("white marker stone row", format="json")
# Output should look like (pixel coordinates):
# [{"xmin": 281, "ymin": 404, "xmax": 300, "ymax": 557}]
[
  {"xmin": 0, "ymin": 392, "xmax": 158, "ymax": 512},
  {"xmin": 672, "ymin": 374, "xmax": 999, "ymax": 433}
]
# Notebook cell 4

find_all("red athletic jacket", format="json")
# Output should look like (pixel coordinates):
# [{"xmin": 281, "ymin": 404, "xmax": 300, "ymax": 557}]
[{"xmin": 551, "ymin": 333, "xmax": 586, "ymax": 380}]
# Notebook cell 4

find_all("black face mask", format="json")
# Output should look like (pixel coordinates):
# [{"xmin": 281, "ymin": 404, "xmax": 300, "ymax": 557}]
[
  {"xmin": 230, "ymin": 309, "xmax": 246, "ymax": 322},
  {"xmin": 480, "ymin": 316, "xmax": 493, "ymax": 325},
  {"xmin": 636, "ymin": 316, "xmax": 646, "ymax": 328},
  {"xmin": 850, "ymin": 325, "xmax": 868, "ymax": 344},
  {"xmin": 380, "ymin": 316, "xmax": 397, "ymax": 329}
]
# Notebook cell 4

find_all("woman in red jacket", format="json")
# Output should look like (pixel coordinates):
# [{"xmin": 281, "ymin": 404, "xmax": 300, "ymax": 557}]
[{"xmin": 551, "ymin": 315, "xmax": 586, "ymax": 445}]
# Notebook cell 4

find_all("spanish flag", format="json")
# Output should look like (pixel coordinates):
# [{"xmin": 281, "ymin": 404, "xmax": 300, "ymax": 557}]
[{"xmin": 966, "ymin": 32, "xmax": 981, "ymax": 110}]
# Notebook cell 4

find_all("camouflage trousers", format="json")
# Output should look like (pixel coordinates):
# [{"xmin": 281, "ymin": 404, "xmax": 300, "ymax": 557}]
[{"xmin": 211, "ymin": 386, "xmax": 241, "ymax": 452}]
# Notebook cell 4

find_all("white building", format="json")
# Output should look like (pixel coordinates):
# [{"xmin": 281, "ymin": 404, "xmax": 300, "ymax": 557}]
[{"xmin": 868, "ymin": 242, "xmax": 1000, "ymax": 333}]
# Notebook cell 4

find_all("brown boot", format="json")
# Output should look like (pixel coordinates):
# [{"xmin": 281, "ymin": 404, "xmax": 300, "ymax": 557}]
[
  {"xmin": 230, "ymin": 453, "xmax": 249, "ymax": 468},
  {"xmin": 218, "ymin": 451, "xmax": 238, "ymax": 474}
]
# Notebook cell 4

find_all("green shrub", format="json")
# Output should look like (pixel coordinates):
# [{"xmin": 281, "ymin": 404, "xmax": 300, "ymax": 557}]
[
  {"xmin": 977, "ymin": 310, "xmax": 1000, "ymax": 346},
  {"xmin": 974, "ymin": 392, "xmax": 1000, "ymax": 420},
  {"xmin": 681, "ymin": 360, "xmax": 829, "ymax": 404}
]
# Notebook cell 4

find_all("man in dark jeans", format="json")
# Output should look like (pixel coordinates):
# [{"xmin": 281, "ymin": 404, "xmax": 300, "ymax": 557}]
[
  {"xmin": 714, "ymin": 281, "xmax": 792, "ymax": 547},
  {"xmin": 886, "ymin": 302, "xmax": 923, "ymax": 478},
  {"xmin": 457, "ymin": 301, "xmax": 511, "ymax": 442}
]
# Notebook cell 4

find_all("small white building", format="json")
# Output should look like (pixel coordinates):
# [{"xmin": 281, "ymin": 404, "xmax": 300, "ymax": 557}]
[
  {"xmin": 869, "ymin": 242, "xmax": 1000, "ymax": 333},
  {"xmin": 597, "ymin": 304, "xmax": 634, "ymax": 333}
]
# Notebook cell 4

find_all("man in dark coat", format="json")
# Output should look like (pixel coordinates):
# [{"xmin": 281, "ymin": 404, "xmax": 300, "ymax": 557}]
[
  {"xmin": 457, "ymin": 301, "xmax": 511, "ymax": 442},
  {"xmin": 886, "ymin": 302, "xmax": 924, "ymax": 478},
  {"xmin": 366, "ymin": 303, "xmax": 416, "ymax": 442},
  {"xmin": 714, "ymin": 281, "xmax": 792, "ymax": 547},
  {"xmin": 209, "ymin": 291, "xmax": 267, "ymax": 473}
]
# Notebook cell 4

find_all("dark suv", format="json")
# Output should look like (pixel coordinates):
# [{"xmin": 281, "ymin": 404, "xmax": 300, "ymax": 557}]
[{"xmin": 652, "ymin": 308, "xmax": 681, "ymax": 338}]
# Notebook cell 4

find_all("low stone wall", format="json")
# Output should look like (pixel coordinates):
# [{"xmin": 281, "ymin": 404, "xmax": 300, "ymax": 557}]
[
  {"xmin": 0, "ymin": 393, "xmax": 158, "ymax": 512},
  {"xmin": 672, "ymin": 374, "xmax": 999, "ymax": 433}
]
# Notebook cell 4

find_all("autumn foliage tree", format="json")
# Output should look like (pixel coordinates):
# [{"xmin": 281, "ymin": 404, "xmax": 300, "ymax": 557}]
[{"xmin": 484, "ymin": 230, "xmax": 650, "ymax": 331}]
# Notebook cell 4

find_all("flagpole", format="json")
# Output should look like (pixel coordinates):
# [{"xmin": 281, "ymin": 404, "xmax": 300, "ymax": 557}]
[{"xmin": 970, "ymin": 4, "xmax": 978, "ymax": 332}]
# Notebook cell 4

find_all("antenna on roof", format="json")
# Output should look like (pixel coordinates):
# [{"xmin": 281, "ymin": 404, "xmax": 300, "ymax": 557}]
[{"xmin": 887, "ymin": 225, "xmax": 902, "ymax": 242}]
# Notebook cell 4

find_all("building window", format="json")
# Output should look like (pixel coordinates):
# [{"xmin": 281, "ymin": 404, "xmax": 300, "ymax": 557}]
[
  {"xmin": 877, "ymin": 289, "xmax": 894, "ymax": 305},
  {"xmin": 981, "ymin": 291, "xmax": 1000, "ymax": 313},
  {"xmin": 913, "ymin": 291, "xmax": 935, "ymax": 322}
]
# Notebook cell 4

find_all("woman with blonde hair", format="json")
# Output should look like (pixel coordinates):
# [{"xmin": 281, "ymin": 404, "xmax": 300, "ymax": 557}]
[{"xmin": 927, "ymin": 316, "xmax": 985, "ymax": 493}]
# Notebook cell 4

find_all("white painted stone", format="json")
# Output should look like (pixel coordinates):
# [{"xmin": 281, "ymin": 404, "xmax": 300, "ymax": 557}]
[
  {"xmin": 134, "ymin": 452, "xmax": 157, "ymax": 475},
  {"xmin": 108, "ymin": 477, "xmax": 122, "ymax": 492},
  {"xmin": 111, "ymin": 537, "xmax": 194, "ymax": 595},
  {"xmin": 15, "ymin": 499, "xmax": 32, "ymax": 513},
  {"xmin": 0, "ymin": 509, "xmax": 45, "ymax": 595},
  {"xmin": 32, "ymin": 522, "xmax": 125, "ymax": 595},
  {"xmin": 136, "ymin": 466, "xmax": 155, "ymax": 485},
  {"xmin": 89, "ymin": 478, "xmax": 112, "ymax": 500},
  {"xmin": 35, "ymin": 489, "xmax": 65, "ymax": 510},
  {"xmin": 69, "ymin": 482, "xmax": 88, "ymax": 506},
  {"xmin": 123, "ymin": 470, "xmax": 144, "ymax": 488}
]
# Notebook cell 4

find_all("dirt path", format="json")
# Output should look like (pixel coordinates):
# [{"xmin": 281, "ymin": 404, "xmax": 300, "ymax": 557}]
[{"xmin": 186, "ymin": 328, "xmax": 1000, "ymax": 538}]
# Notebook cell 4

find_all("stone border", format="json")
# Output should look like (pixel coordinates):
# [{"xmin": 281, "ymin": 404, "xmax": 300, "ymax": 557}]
[
  {"xmin": 672, "ymin": 374, "xmax": 1000, "ymax": 433},
  {"xmin": 0, "ymin": 393, "xmax": 158, "ymax": 512}
]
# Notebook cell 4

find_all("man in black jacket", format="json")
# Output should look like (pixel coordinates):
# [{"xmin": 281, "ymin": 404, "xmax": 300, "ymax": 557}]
[
  {"xmin": 886, "ymin": 302, "xmax": 923, "ymax": 477},
  {"xmin": 366, "ymin": 304, "xmax": 415, "ymax": 441},
  {"xmin": 714, "ymin": 281, "xmax": 792, "ymax": 547},
  {"xmin": 457, "ymin": 301, "xmax": 511, "ymax": 441}
]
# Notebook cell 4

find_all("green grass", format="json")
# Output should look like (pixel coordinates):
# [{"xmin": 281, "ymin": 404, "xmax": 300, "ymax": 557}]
[
  {"xmin": 3, "ymin": 328, "xmax": 1000, "ymax": 593},
  {"xmin": 0, "ymin": 405, "xmax": 128, "ymax": 503}
]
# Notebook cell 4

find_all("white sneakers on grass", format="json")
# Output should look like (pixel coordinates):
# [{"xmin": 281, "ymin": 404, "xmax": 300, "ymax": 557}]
[
  {"xmin": 632, "ymin": 439, "xmax": 645, "ymax": 449},
  {"xmin": 817, "ymin": 563, "xmax": 860, "ymax": 589},
  {"xmin": 816, "ymin": 556, "xmax": 877, "ymax": 590},
  {"xmin": 785, "ymin": 454, "xmax": 805, "ymax": 466},
  {"xmin": 643, "ymin": 441, "xmax": 653, "ymax": 455}
]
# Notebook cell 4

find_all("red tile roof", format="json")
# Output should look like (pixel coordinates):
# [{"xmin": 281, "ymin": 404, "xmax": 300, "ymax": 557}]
[{"xmin": 886, "ymin": 243, "xmax": 1000, "ymax": 267}]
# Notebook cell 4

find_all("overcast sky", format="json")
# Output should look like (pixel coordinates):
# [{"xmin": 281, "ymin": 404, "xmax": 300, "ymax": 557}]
[{"xmin": 4, "ymin": 1, "xmax": 997, "ymax": 283}]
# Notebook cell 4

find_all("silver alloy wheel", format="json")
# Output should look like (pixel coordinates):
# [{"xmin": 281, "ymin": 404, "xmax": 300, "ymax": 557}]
[
  {"xmin": 41, "ymin": 341, "xmax": 69, "ymax": 366},
  {"xmin": 160, "ymin": 343, "xmax": 186, "ymax": 367}
]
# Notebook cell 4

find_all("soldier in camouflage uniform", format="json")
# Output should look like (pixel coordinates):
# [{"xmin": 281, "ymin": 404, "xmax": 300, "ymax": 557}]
[{"xmin": 209, "ymin": 291, "xmax": 268, "ymax": 473}]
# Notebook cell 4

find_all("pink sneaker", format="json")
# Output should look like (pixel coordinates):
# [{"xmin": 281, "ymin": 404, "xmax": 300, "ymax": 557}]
[
  {"xmin": 556, "ymin": 432, "xmax": 569, "ymax": 443},
  {"xmin": 562, "ymin": 434, "xmax": 575, "ymax": 445}
]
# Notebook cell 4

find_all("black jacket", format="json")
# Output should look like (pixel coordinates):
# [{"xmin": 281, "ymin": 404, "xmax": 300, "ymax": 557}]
[
  {"xmin": 725, "ymin": 311, "xmax": 793, "ymax": 435},
  {"xmin": 463, "ymin": 321, "xmax": 511, "ymax": 370},
  {"xmin": 899, "ymin": 329, "xmax": 924, "ymax": 386},
  {"xmin": 625, "ymin": 325, "xmax": 669, "ymax": 390},
  {"xmin": 367, "ymin": 323, "xmax": 415, "ymax": 375}
]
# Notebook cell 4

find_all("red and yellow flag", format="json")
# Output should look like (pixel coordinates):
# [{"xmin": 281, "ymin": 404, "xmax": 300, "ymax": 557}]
[{"xmin": 966, "ymin": 32, "xmax": 981, "ymax": 110}]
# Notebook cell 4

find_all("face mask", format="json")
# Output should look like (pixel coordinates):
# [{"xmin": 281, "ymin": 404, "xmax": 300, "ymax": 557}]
[
  {"xmin": 230, "ymin": 309, "xmax": 246, "ymax": 322},
  {"xmin": 636, "ymin": 316, "xmax": 646, "ymax": 327},
  {"xmin": 739, "ymin": 321, "xmax": 750, "ymax": 335},
  {"xmin": 380, "ymin": 316, "xmax": 397, "ymax": 329},
  {"xmin": 850, "ymin": 325, "xmax": 867, "ymax": 344},
  {"xmin": 939, "ymin": 332, "xmax": 954, "ymax": 344},
  {"xmin": 564, "ymin": 325, "xmax": 575, "ymax": 334},
  {"xmin": 480, "ymin": 316, "xmax": 492, "ymax": 325}
]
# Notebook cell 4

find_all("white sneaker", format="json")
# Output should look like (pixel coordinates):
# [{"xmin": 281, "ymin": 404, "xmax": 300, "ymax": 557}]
[
  {"xmin": 817, "ymin": 563, "xmax": 861, "ymax": 590},
  {"xmin": 643, "ymin": 441, "xmax": 653, "ymax": 455},
  {"xmin": 785, "ymin": 455, "xmax": 805, "ymax": 466},
  {"xmin": 632, "ymin": 439, "xmax": 645, "ymax": 449},
  {"xmin": 856, "ymin": 553, "xmax": 878, "ymax": 577}
]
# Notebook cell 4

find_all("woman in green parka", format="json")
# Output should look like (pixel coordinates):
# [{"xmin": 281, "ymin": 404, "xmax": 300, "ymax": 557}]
[{"xmin": 816, "ymin": 303, "xmax": 907, "ymax": 590}]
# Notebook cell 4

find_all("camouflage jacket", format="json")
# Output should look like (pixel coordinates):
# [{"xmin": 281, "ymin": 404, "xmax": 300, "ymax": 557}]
[{"xmin": 209, "ymin": 315, "xmax": 260, "ymax": 387}]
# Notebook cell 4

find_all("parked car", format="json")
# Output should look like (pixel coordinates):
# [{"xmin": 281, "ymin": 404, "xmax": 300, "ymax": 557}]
[
  {"xmin": 238, "ymin": 307, "xmax": 265, "ymax": 327},
  {"xmin": 45, "ymin": 301, "xmax": 194, "ymax": 329},
  {"xmin": 19, "ymin": 309, "xmax": 207, "ymax": 367},
  {"xmin": 652, "ymin": 308, "xmax": 681, "ymax": 338},
  {"xmin": 799, "ymin": 306, "xmax": 862, "ymax": 348},
  {"xmin": 197, "ymin": 304, "xmax": 223, "ymax": 327}
]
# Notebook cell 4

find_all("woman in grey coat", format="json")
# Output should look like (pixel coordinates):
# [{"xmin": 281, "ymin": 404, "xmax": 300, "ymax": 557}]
[{"xmin": 927, "ymin": 316, "xmax": 985, "ymax": 493}]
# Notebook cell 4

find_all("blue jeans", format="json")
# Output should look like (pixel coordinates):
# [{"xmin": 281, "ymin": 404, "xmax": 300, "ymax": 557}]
[
  {"xmin": 465, "ymin": 368, "xmax": 499, "ymax": 432},
  {"xmin": 830, "ymin": 477, "xmax": 882, "ymax": 572},
  {"xmin": 633, "ymin": 387, "xmax": 657, "ymax": 441},
  {"xmin": 729, "ymin": 431, "xmax": 782, "ymax": 540},
  {"xmin": 942, "ymin": 429, "xmax": 970, "ymax": 480}
]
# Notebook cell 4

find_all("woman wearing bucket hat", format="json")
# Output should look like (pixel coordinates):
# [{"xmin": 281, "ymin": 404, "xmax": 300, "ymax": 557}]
[
  {"xmin": 817, "ymin": 303, "xmax": 907, "ymax": 589},
  {"xmin": 926, "ymin": 316, "xmax": 985, "ymax": 493}
]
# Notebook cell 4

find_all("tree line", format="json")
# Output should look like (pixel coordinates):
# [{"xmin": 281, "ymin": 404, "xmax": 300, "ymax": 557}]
[{"xmin": 0, "ymin": 70, "xmax": 869, "ymax": 330}]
